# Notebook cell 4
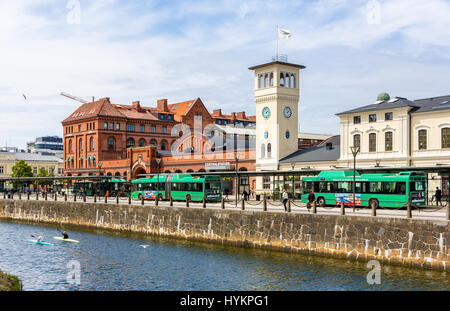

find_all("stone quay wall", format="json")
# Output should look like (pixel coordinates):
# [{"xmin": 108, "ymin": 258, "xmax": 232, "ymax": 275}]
[{"xmin": 0, "ymin": 199, "xmax": 448, "ymax": 271}]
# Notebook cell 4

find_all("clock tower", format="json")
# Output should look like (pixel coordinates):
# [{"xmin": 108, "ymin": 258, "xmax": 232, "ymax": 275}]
[{"xmin": 249, "ymin": 59, "xmax": 306, "ymax": 176}]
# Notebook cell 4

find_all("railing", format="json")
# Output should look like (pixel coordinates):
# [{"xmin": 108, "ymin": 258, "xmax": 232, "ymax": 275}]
[{"xmin": 1, "ymin": 191, "xmax": 449, "ymax": 221}]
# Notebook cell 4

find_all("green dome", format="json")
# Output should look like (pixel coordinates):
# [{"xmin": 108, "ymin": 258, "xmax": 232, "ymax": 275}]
[{"xmin": 377, "ymin": 93, "xmax": 390, "ymax": 101}]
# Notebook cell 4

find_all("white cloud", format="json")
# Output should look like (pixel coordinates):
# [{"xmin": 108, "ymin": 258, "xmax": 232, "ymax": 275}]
[{"xmin": 0, "ymin": 0, "xmax": 449, "ymax": 148}]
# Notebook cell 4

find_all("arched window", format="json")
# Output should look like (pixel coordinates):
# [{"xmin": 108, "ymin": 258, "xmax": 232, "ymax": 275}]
[
  {"xmin": 68, "ymin": 140, "xmax": 73, "ymax": 153},
  {"xmin": 175, "ymin": 170, "xmax": 182, "ymax": 173},
  {"xmin": 269, "ymin": 72, "xmax": 274, "ymax": 86},
  {"xmin": 187, "ymin": 169, "xmax": 194, "ymax": 173},
  {"xmin": 261, "ymin": 143, "xmax": 266, "ymax": 158},
  {"xmin": 126, "ymin": 137, "xmax": 135, "ymax": 148},
  {"xmin": 369, "ymin": 133, "xmax": 377, "ymax": 152},
  {"xmin": 161, "ymin": 140, "xmax": 167, "ymax": 151},
  {"xmin": 264, "ymin": 73, "xmax": 269, "ymax": 88},
  {"xmin": 70, "ymin": 158, "xmax": 74, "ymax": 168},
  {"xmin": 258, "ymin": 75, "xmax": 264, "ymax": 88},
  {"xmin": 442, "ymin": 128, "xmax": 450, "ymax": 148},
  {"xmin": 89, "ymin": 137, "xmax": 94, "ymax": 151},
  {"xmin": 150, "ymin": 139, "xmax": 157, "ymax": 147},
  {"xmin": 115, "ymin": 172, "xmax": 121, "ymax": 177},
  {"xmin": 138, "ymin": 138, "xmax": 146, "ymax": 147},
  {"xmin": 92, "ymin": 156, "xmax": 96, "ymax": 167},
  {"xmin": 285, "ymin": 74, "xmax": 290, "ymax": 88},
  {"xmin": 353, "ymin": 134, "xmax": 361, "ymax": 149},
  {"xmin": 108, "ymin": 137, "xmax": 115, "ymax": 150},
  {"xmin": 164, "ymin": 170, "xmax": 171, "ymax": 173},
  {"xmin": 280, "ymin": 73, "xmax": 285, "ymax": 87},
  {"xmin": 418, "ymin": 129, "xmax": 427, "ymax": 150},
  {"xmin": 385, "ymin": 132, "xmax": 393, "ymax": 151},
  {"xmin": 290, "ymin": 74, "xmax": 296, "ymax": 88},
  {"xmin": 267, "ymin": 143, "xmax": 272, "ymax": 158},
  {"xmin": 107, "ymin": 172, "xmax": 112, "ymax": 176}
]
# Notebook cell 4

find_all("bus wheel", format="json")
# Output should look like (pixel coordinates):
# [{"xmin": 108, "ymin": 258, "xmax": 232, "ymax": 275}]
[
  {"xmin": 369, "ymin": 199, "xmax": 379, "ymax": 209},
  {"xmin": 185, "ymin": 194, "xmax": 191, "ymax": 202},
  {"xmin": 317, "ymin": 197, "xmax": 326, "ymax": 207}
]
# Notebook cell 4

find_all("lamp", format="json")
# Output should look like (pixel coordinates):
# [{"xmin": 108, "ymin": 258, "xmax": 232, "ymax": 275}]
[
  {"xmin": 234, "ymin": 153, "xmax": 239, "ymax": 207},
  {"xmin": 156, "ymin": 158, "xmax": 161, "ymax": 196},
  {"xmin": 350, "ymin": 146, "xmax": 360, "ymax": 212}
]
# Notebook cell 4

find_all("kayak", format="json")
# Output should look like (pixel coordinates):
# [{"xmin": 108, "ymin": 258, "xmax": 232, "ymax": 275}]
[
  {"xmin": 53, "ymin": 237, "xmax": 79, "ymax": 243},
  {"xmin": 29, "ymin": 240, "xmax": 54, "ymax": 246}
]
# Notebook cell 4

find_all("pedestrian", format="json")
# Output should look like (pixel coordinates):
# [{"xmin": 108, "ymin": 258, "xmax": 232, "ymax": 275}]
[
  {"xmin": 307, "ymin": 189, "xmax": 315, "ymax": 211},
  {"xmin": 282, "ymin": 189, "xmax": 289, "ymax": 211},
  {"xmin": 242, "ymin": 189, "xmax": 249, "ymax": 201},
  {"xmin": 435, "ymin": 187, "xmax": 442, "ymax": 206}
]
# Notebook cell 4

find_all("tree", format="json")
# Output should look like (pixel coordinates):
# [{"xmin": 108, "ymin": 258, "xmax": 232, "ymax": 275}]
[
  {"xmin": 37, "ymin": 168, "xmax": 53, "ymax": 186},
  {"xmin": 10, "ymin": 160, "xmax": 33, "ymax": 189}
]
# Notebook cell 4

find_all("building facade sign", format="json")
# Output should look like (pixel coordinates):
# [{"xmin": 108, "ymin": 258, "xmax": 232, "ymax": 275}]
[{"xmin": 205, "ymin": 162, "xmax": 231, "ymax": 171}]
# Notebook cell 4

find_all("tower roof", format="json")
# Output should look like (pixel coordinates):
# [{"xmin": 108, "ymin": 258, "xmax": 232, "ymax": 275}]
[{"xmin": 248, "ymin": 61, "xmax": 306, "ymax": 71}]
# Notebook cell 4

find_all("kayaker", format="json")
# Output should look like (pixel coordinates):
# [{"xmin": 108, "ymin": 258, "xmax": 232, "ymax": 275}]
[
  {"xmin": 37, "ymin": 233, "xmax": 44, "ymax": 242},
  {"xmin": 62, "ymin": 231, "xmax": 69, "ymax": 239}
]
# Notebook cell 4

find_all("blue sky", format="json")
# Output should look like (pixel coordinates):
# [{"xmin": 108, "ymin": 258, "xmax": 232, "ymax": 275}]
[{"xmin": 0, "ymin": 0, "xmax": 449, "ymax": 148}]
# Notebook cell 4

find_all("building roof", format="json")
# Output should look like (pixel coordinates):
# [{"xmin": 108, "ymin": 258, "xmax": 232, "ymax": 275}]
[
  {"xmin": 336, "ymin": 95, "xmax": 450, "ymax": 116},
  {"xmin": 168, "ymin": 99, "xmax": 197, "ymax": 121},
  {"xmin": 248, "ymin": 61, "xmax": 306, "ymax": 71},
  {"xmin": 62, "ymin": 98, "xmax": 125, "ymax": 123},
  {"xmin": 280, "ymin": 135, "xmax": 340, "ymax": 163},
  {"xmin": 11, "ymin": 152, "xmax": 63, "ymax": 163}
]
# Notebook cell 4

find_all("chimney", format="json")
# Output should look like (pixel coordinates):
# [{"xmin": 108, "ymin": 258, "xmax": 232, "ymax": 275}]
[
  {"xmin": 236, "ymin": 112, "xmax": 246, "ymax": 119},
  {"xmin": 132, "ymin": 101, "xmax": 141, "ymax": 108},
  {"xmin": 212, "ymin": 109, "xmax": 222, "ymax": 116},
  {"xmin": 231, "ymin": 112, "xmax": 236, "ymax": 119},
  {"xmin": 157, "ymin": 99, "xmax": 169, "ymax": 112}
]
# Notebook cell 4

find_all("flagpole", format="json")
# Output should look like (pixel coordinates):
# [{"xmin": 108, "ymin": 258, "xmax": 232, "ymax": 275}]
[{"xmin": 276, "ymin": 25, "xmax": 279, "ymax": 61}]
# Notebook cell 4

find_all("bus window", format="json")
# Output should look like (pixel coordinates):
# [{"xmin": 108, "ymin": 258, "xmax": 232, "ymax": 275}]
[
  {"xmin": 206, "ymin": 181, "xmax": 221, "ymax": 194},
  {"xmin": 410, "ymin": 181, "xmax": 425, "ymax": 191},
  {"xmin": 369, "ymin": 181, "xmax": 382, "ymax": 193},
  {"xmin": 303, "ymin": 181, "xmax": 313, "ymax": 194},
  {"xmin": 355, "ymin": 182, "xmax": 362, "ymax": 193},
  {"xmin": 397, "ymin": 182, "xmax": 406, "ymax": 195},
  {"xmin": 383, "ymin": 182, "xmax": 397, "ymax": 194},
  {"xmin": 319, "ymin": 182, "xmax": 327, "ymax": 193},
  {"xmin": 313, "ymin": 182, "xmax": 320, "ymax": 193},
  {"xmin": 338, "ymin": 181, "xmax": 352, "ymax": 193}
]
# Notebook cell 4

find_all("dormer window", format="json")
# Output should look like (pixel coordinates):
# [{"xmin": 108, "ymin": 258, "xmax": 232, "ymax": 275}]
[{"xmin": 159, "ymin": 114, "xmax": 165, "ymax": 120}]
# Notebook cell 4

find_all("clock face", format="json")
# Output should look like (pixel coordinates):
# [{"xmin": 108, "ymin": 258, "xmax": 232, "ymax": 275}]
[
  {"xmin": 262, "ymin": 107, "xmax": 270, "ymax": 119},
  {"xmin": 283, "ymin": 106, "xmax": 292, "ymax": 118}
]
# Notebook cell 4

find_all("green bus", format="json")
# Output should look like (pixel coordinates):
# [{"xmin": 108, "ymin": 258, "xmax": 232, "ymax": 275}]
[
  {"xmin": 301, "ymin": 170, "xmax": 426, "ymax": 208},
  {"xmin": 131, "ymin": 174, "xmax": 222, "ymax": 202},
  {"xmin": 73, "ymin": 179, "xmax": 130, "ymax": 197}
]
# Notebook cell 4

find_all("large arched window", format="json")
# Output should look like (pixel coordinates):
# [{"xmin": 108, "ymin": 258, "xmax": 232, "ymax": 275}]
[
  {"xmin": 290, "ymin": 74, "xmax": 296, "ymax": 88},
  {"xmin": 353, "ymin": 134, "xmax": 361, "ymax": 149},
  {"xmin": 442, "ymin": 128, "xmax": 450, "ymax": 148},
  {"xmin": 418, "ymin": 129, "xmax": 427, "ymax": 150},
  {"xmin": 79, "ymin": 138, "xmax": 83, "ymax": 152},
  {"xmin": 258, "ymin": 75, "xmax": 264, "ymax": 89},
  {"xmin": 369, "ymin": 133, "xmax": 377, "ymax": 152},
  {"xmin": 285, "ymin": 74, "xmax": 290, "ymax": 88},
  {"xmin": 161, "ymin": 140, "xmax": 167, "ymax": 151},
  {"xmin": 264, "ymin": 73, "xmax": 269, "ymax": 88},
  {"xmin": 108, "ymin": 137, "xmax": 115, "ymax": 150},
  {"xmin": 267, "ymin": 143, "xmax": 272, "ymax": 158},
  {"xmin": 150, "ymin": 139, "xmax": 157, "ymax": 147},
  {"xmin": 126, "ymin": 137, "xmax": 135, "ymax": 148},
  {"xmin": 260, "ymin": 143, "xmax": 266, "ymax": 158},
  {"xmin": 269, "ymin": 72, "xmax": 274, "ymax": 86},
  {"xmin": 68, "ymin": 140, "xmax": 73, "ymax": 153},
  {"xmin": 92, "ymin": 156, "xmax": 96, "ymax": 167},
  {"xmin": 280, "ymin": 73, "xmax": 285, "ymax": 87},
  {"xmin": 385, "ymin": 132, "xmax": 393, "ymax": 151},
  {"xmin": 138, "ymin": 138, "xmax": 146, "ymax": 147}
]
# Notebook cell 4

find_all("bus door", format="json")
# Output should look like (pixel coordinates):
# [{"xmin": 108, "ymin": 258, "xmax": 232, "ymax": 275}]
[
  {"xmin": 410, "ymin": 178, "xmax": 426, "ymax": 206},
  {"xmin": 165, "ymin": 175, "xmax": 173, "ymax": 200}
]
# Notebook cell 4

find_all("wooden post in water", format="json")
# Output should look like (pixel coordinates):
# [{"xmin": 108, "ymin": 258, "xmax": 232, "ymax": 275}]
[
  {"xmin": 407, "ymin": 202, "xmax": 412, "ymax": 219},
  {"xmin": 128, "ymin": 195, "xmax": 131, "ymax": 205},
  {"xmin": 371, "ymin": 201, "xmax": 376, "ymax": 217},
  {"xmin": 221, "ymin": 197, "xmax": 225, "ymax": 209},
  {"xmin": 241, "ymin": 198, "xmax": 245, "ymax": 210},
  {"xmin": 263, "ymin": 199, "xmax": 267, "ymax": 212},
  {"xmin": 312, "ymin": 200, "xmax": 317, "ymax": 214},
  {"xmin": 170, "ymin": 196, "xmax": 173, "ymax": 207},
  {"xmin": 287, "ymin": 199, "xmax": 291, "ymax": 212},
  {"xmin": 341, "ymin": 201, "xmax": 345, "ymax": 215}
]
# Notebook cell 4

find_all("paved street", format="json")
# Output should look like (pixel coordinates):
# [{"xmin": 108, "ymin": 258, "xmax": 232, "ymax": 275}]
[{"xmin": 5, "ymin": 194, "xmax": 449, "ymax": 221}]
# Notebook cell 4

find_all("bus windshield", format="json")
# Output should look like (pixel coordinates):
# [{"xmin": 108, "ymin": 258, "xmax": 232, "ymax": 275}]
[{"xmin": 205, "ymin": 181, "xmax": 221, "ymax": 194}]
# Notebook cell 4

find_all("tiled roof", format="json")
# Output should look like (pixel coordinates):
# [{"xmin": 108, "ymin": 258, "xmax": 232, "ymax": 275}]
[
  {"xmin": 280, "ymin": 135, "xmax": 340, "ymax": 163},
  {"xmin": 168, "ymin": 99, "xmax": 197, "ymax": 121},
  {"xmin": 62, "ymin": 98, "xmax": 125, "ymax": 123}
]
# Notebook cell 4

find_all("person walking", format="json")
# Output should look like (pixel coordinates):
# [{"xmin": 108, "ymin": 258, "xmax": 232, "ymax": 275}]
[
  {"xmin": 242, "ymin": 189, "xmax": 249, "ymax": 201},
  {"xmin": 435, "ymin": 187, "xmax": 442, "ymax": 206},
  {"xmin": 282, "ymin": 189, "xmax": 289, "ymax": 211},
  {"xmin": 307, "ymin": 189, "xmax": 315, "ymax": 211}
]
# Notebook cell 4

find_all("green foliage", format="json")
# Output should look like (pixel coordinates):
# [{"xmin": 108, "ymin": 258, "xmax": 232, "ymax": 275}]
[
  {"xmin": 37, "ymin": 168, "xmax": 53, "ymax": 186},
  {"xmin": 10, "ymin": 160, "xmax": 33, "ymax": 188}
]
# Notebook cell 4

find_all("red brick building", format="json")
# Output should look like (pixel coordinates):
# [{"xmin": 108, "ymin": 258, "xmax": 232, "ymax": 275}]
[{"xmin": 62, "ymin": 97, "xmax": 256, "ymax": 193}]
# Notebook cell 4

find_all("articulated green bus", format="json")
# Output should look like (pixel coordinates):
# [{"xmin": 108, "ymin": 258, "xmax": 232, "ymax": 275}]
[
  {"xmin": 73, "ymin": 179, "xmax": 130, "ymax": 197},
  {"xmin": 131, "ymin": 174, "xmax": 222, "ymax": 202},
  {"xmin": 301, "ymin": 171, "xmax": 426, "ymax": 208}
]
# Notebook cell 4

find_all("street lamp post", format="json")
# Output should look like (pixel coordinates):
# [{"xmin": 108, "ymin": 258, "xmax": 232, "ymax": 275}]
[
  {"xmin": 350, "ymin": 146, "xmax": 360, "ymax": 212},
  {"xmin": 291, "ymin": 163, "xmax": 295, "ymax": 199},
  {"xmin": 234, "ymin": 153, "xmax": 239, "ymax": 207},
  {"xmin": 156, "ymin": 158, "xmax": 161, "ymax": 200}
]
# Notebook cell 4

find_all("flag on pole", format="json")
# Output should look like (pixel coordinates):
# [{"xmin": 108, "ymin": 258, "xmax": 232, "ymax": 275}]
[{"xmin": 278, "ymin": 28, "xmax": 292, "ymax": 39}]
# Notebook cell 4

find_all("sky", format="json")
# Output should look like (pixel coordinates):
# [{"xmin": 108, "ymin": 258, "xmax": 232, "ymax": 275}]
[{"xmin": 0, "ymin": 0, "xmax": 449, "ymax": 149}]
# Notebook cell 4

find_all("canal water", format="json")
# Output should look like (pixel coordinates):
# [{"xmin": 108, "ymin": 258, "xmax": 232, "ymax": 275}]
[{"xmin": 0, "ymin": 220, "xmax": 448, "ymax": 291}]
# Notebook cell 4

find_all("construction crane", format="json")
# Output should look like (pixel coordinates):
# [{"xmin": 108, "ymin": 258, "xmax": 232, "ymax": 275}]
[{"xmin": 60, "ymin": 92, "xmax": 95, "ymax": 104}]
